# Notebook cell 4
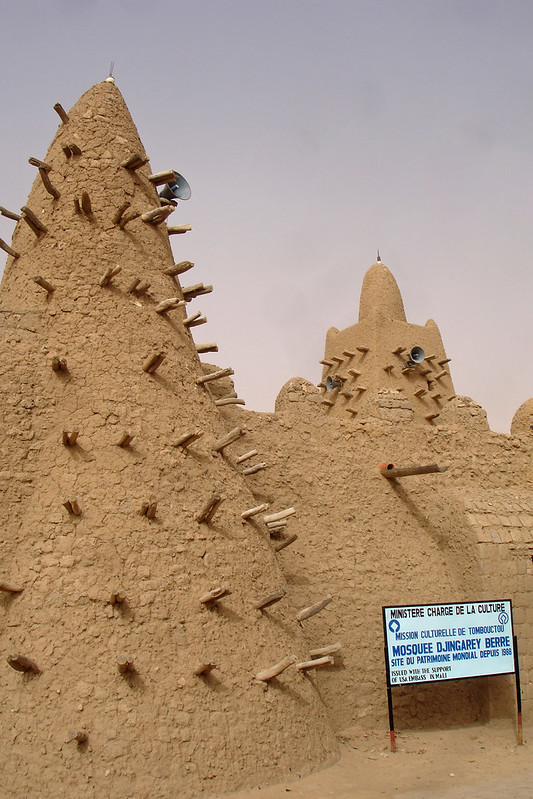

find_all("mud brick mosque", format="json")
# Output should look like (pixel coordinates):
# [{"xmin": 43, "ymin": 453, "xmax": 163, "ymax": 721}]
[{"xmin": 0, "ymin": 79, "xmax": 531, "ymax": 798}]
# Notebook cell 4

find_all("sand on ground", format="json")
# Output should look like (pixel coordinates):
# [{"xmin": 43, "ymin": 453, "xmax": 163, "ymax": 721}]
[{"xmin": 223, "ymin": 721, "xmax": 532, "ymax": 799}]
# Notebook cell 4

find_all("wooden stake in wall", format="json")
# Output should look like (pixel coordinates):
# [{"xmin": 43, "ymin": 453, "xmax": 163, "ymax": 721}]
[
  {"xmin": 274, "ymin": 534, "xmax": 298, "ymax": 552},
  {"xmin": 0, "ymin": 582, "xmax": 23, "ymax": 594},
  {"xmin": 99, "ymin": 265, "xmax": 122, "ymax": 287},
  {"xmin": 117, "ymin": 656, "xmax": 136, "ymax": 674},
  {"xmin": 21, "ymin": 206, "xmax": 48, "ymax": 237},
  {"xmin": 196, "ymin": 367, "xmax": 234, "ymax": 386},
  {"xmin": 212, "ymin": 427, "xmax": 244, "ymax": 453},
  {"xmin": 154, "ymin": 297, "xmax": 185, "ymax": 314},
  {"xmin": 143, "ymin": 352, "xmax": 165, "ymax": 373},
  {"xmin": 296, "ymin": 655, "xmax": 335, "ymax": 671},
  {"xmin": 32, "ymin": 276, "xmax": 55, "ymax": 294},
  {"xmin": 62, "ymin": 499, "xmax": 82, "ymax": 516},
  {"xmin": 0, "ymin": 239, "xmax": 20, "ymax": 259},
  {"xmin": 195, "ymin": 493, "xmax": 225, "ymax": 523},
  {"xmin": 7, "ymin": 654, "xmax": 41, "ymax": 674},
  {"xmin": 196, "ymin": 343, "xmax": 218, "ymax": 354},
  {"xmin": 165, "ymin": 261, "xmax": 194, "ymax": 276},
  {"xmin": 243, "ymin": 462, "xmax": 267, "ymax": 475},
  {"xmin": 140, "ymin": 501, "xmax": 157, "ymax": 519},
  {"xmin": 193, "ymin": 662, "xmax": 217, "ymax": 676},
  {"xmin": 296, "ymin": 595, "xmax": 332, "ymax": 622},
  {"xmin": 0, "ymin": 207, "xmax": 22, "ymax": 221},
  {"xmin": 199, "ymin": 587, "xmax": 231, "ymax": 604},
  {"xmin": 241, "ymin": 502, "xmax": 269, "ymax": 520},
  {"xmin": 141, "ymin": 206, "xmax": 174, "ymax": 225},
  {"xmin": 53, "ymin": 103, "xmax": 69, "ymax": 123},
  {"xmin": 121, "ymin": 153, "xmax": 149, "ymax": 170},
  {"xmin": 253, "ymin": 589, "xmax": 286, "ymax": 610},
  {"xmin": 254, "ymin": 655, "xmax": 296, "ymax": 683},
  {"xmin": 112, "ymin": 202, "xmax": 131, "ymax": 225},
  {"xmin": 167, "ymin": 224, "xmax": 192, "ymax": 235},
  {"xmin": 173, "ymin": 429, "xmax": 204, "ymax": 449},
  {"xmin": 116, "ymin": 432, "xmax": 134, "ymax": 448}
]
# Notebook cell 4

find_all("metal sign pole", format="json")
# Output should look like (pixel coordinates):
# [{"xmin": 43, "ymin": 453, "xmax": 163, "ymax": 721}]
[
  {"xmin": 513, "ymin": 635, "xmax": 523, "ymax": 745},
  {"xmin": 383, "ymin": 644, "xmax": 396, "ymax": 752}
]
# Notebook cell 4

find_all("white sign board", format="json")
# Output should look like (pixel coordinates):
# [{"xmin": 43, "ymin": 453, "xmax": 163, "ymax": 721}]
[{"xmin": 383, "ymin": 600, "xmax": 515, "ymax": 685}]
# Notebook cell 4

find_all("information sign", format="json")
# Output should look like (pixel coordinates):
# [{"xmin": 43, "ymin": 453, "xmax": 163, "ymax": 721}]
[{"xmin": 383, "ymin": 600, "xmax": 515, "ymax": 685}]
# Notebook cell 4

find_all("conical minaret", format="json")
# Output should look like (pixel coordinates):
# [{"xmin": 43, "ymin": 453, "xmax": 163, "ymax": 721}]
[
  {"xmin": 0, "ymin": 81, "xmax": 337, "ymax": 797},
  {"xmin": 319, "ymin": 261, "xmax": 455, "ymax": 423}
]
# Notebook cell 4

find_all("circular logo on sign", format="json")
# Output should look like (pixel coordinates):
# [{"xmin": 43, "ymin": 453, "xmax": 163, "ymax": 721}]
[
  {"xmin": 498, "ymin": 611, "xmax": 509, "ymax": 625},
  {"xmin": 388, "ymin": 619, "xmax": 400, "ymax": 633}
]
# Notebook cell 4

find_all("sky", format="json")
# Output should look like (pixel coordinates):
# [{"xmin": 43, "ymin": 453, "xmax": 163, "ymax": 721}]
[{"xmin": 0, "ymin": 0, "xmax": 531, "ymax": 433}]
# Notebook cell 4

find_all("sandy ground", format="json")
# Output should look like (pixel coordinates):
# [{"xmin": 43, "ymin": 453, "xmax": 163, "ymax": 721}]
[{"xmin": 223, "ymin": 721, "xmax": 532, "ymax": 799}]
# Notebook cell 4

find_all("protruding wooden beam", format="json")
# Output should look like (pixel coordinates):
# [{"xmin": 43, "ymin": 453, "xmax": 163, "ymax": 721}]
[
  {"xmin": 193, "ymin": 661, "xmax": 217, "ymax": 676},
  {"xmin": 347, "ymin": 368, "xmax": 361, "ymax": 378},
  {"xmin": 32, "ymin": 276, "xmax": 55, "ymax": 294},
  {"xmin": 243, "ymin": 462, "xmax": 267, "ymax": 475},
  {"xmin": 117, "ymin": 656, "xmax": 136, "ymax": 674},
  {"xmin": 196, "ymin": 342, "xmax": 218, "ymax": 354},
  {"xmin": 320, "ymin": 359, "xmax": 334, "ymax": 367},
  {"xmin": 241, "ymin": 502, "xmax": 269, "ymax": 520},
  {"xmin": 196, "ymin": 367, "xmax": 234, "ymax": 385},
  {"xmin": 0, "ymin": 206, "xmax": 22, "ymax": 221},
  {"xmin": 434, "ymin": 370, "xmax": 448, "ymax": 380},
  {"xmin": 254, "ymin": 589, "xmax": 286, "ymax": 610},
  {"xmin": 255, "ymin": 655, "xmax": 296, "ymax": 682},
  {"xmin": 99, "ymin": 265, "xmax": 122, "ymax": 287},
  {"xmin": 21, "ymin": 206, "xmax": 48, "ymax": 236},
  {"xmin": 80, "ymin": 192, "xmax": 92, "ymax": 216},
  {"xmin": 342, "ymin": 350, "xmax": 356, "ymax": 358},
  {"xmin": 7, "ymin": 654, "xmax": 41, "ymax": 674},
  {"xmin": 0, "ymin": 239, "xmax": 20, "ymax": 258},
  {"xmin": 128, "ymin": 278, "xmax": 151, "ymax": 295},
  {"xmin": 62, "ymin": 145, "xmax": 72, "ymax": 159},
  {"xmin": 182, "ymin": 283, "xmax": 213, "ymax": 300},
  {"xmin": 413, "ymin": 388, "xmax": 427, "ymax": 397},
  {"xmin": 155, "ymin": 297, "xmax": 185, "ymax": 314},
  {"xmin": 0, "ymin": 582, "xmax": 23, "ymax": 594},
  {"xmin": 215, "ymin": 397, "xmax": 245, "ymax": 406},
  {"xmin": 199, "ymin": 586, "xmax": 231, "ymax": 604},
  {"xmin": 236, "ymin": 449, "xmax": 258, "ymax": 464},
  {"xmin": 68, "ymin": 143, "xmax": 82, "ymax": 156},
  {"xmin": 140, "ymin": 500, "xmax": 157, "ymax": 519},
  {"xmin": 116, "ymin": 432, "xmax": 134, "ymax": 448},
  {"xmin": 39, "ymin": 168, "xmax": 60, "ymax": 199},
  {"xmin": 196, "ymin": 493, "xmax": 225, "ymax": 523},
  {"xmin": 380, "ymin": 463, "xmax": 447, "ymax": 478},
  {"xmin": 356, "ymin": 345, "xmax": 369, "ymax": 353},
  {"xmin": 143, "ymin": 352, "xmax": 165, "ymax": 373},
  {"xmin": 296, "ymin": 655, "xmax": 335, "ymax": 671},
  {"xmin": 345, "ymin": 408, "xmax": 358, "ymax": 416},
  {"xmin": 167, "ymin": 224, "xmax": 192, "ymax": 235},
  {"xmin": 66, "ymin": 729, "xmax": 88, "ymax": 747},
  {"xmin": 438, "ymin": 357, "xmax": 452, "ymax": 366},
  {"xmin": 331, "ymin": 355, "xmax": 344, "ymax": 364},
  {"xmin": 141, "ymin": 205, "xmax": 174, "ymax": 225},
  {"xmin": 173, "ymin": 429, "xmax": 204, "ymax": 449},
  {"xmin": 263, "ymin": 508, "xmax": 295, "ymax": 524},
  {"xmin": 53, "ymin": 103, "xmax": 69, "ymax": 123},
  {"xmin": 148, "ymin": 170, "xmax": 175, "ymax": 185},
  {"xmin": 183, "ymin": 310, "xmax": 204, "ymax": 327},
  {"xmin": 62, "ymin": 429, "xmax": 79, "ymax": 446},
  {"xmin": 212, "ymin": 427, "xmax": 244, "ymax": 452},
  {"xmin": 109, "ymin": 591, "xmax": 126, "ymax": 606},
  {"xmin": 119, "ymin": 210, "xmax": 141, "ymax": 229},
  {"xmin": 392, "ymin": 346, "xmax": 406, "ymax": 355},
  {"xmin": 62, "ymin": 499, "xmax": 82, "ymax": 516},
  {"xmin": 121, "ymin": 153, "xmax": 149, "ymax": 170},
  {"xmin": 273, "ymin": 534, "xmax": 298, "ymax": 552},
  {"xmin": 296, "ymin": 595, "xmax": 332, "ymax": 622},
  {"xmin": 29, "ymin": 157, "xmax": 52, "ymax": 171},
  {"xmin": 309, "ymin": 642, "xmax": 342, "ymax": 658},
  {"xmin": 164, "ymin": 260, "xmax": 194, "ymax": 276},
  {"xmin": 112, "ymin": 201, "xmax": 131, "ymax": 225}
]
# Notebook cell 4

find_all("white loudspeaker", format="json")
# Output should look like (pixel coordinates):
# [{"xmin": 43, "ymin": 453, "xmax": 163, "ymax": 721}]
[
  {"xmin": 409, "ymin": 347, "xmax": 425, "ymax": 363},
  {"xmin": 159, "ymin": 172, "xmax": 192, "ymax": 201},
  {"xmin": 326, "ymin": 376, "xmax": 343, "ymax": 391}
]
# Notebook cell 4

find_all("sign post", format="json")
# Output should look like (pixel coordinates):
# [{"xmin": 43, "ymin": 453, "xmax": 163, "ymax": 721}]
[{"xmin": 382, "ymin": 599, "xmax": 521, "ymax": 749}]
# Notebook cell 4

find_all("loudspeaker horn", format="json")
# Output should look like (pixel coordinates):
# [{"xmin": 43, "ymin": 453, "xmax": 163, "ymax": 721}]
[
  {"xmin": 326, "ymin": 376, "xmax": 343, "ymax": 392},
  {"xmin": 159, "ymin": 172, "xmax": 192, "ymax": 202},
  {"xmin": 409, "ymin": 346, "xmax": 425, "ymax": 363}
]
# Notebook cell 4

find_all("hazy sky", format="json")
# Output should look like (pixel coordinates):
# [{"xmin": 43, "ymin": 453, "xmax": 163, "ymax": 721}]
[{"xmin": 1, "ymin": 0, "xmax": 531, "ymax": 433}]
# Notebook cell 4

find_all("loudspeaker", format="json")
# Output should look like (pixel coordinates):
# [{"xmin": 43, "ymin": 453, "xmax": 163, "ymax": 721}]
[
  {"xmin": 326, "ymin": 376, "xmax": 343, "ymax": 391},
  {"xmin": 159, "ymin": 172, "xmax": 192, "ymax": 202},
  {"xmin": 409, "ymin": 346, "xmax": 425, "ymax": 363}
]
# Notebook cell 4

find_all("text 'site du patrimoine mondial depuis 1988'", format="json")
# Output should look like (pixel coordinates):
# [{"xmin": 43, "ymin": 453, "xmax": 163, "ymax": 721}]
[{"xmin": 383, "ymin": 600, "xmax": 515, "ymax": 685}]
